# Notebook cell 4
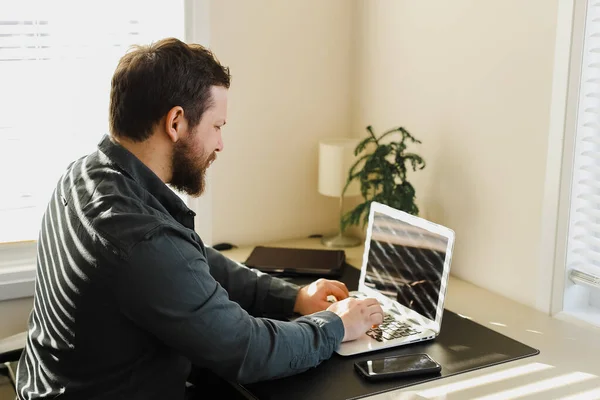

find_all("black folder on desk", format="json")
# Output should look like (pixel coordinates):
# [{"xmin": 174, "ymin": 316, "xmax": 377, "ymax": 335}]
[{"xmin": 244, "ymin": 246, "xmax": 345, "ymax": 277}]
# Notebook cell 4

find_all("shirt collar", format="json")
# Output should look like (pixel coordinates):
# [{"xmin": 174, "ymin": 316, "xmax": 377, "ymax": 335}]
[{"xmin": 97, "ymin": 134, "xmax": 196, "ymax": 227}]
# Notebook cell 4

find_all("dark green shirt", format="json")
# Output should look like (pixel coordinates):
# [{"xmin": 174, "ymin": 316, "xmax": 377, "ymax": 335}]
[{"xmin": 16, "ymin": 135, "xmax": 344, "ymax": 400}]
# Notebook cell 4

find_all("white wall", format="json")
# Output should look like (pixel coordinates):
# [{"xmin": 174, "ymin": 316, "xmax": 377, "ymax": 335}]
[
  {"xmin": 353, "ymin": 0, "xmax": 559, "ymax": 308},
  {"xmin": 205, "ymin": 0, "xmax": 356, "ymax": 246}
]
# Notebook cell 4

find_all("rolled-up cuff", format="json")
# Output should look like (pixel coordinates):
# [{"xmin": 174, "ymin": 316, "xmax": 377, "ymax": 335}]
[{"xmin": 262, "ymin": 277, "xmax": 301, "ymax": 317}]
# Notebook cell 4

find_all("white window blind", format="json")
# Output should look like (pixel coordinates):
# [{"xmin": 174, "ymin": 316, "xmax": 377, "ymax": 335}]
[
  {"xmin": 0, "ymin": 0, "xmax": 184, "ymax": 244},
  {"xmin": 564, "ymin": 0, "xmax": 600, "ymax": 319}
]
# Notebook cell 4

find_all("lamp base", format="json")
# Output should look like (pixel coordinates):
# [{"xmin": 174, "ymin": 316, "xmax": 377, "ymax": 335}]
[{"xmin": 321, "ymin": 233, "xmax": 362, "ymax": 248}]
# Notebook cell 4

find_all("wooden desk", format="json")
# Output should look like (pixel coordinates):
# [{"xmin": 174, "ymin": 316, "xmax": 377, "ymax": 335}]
[{"xmin": 221, "ymin": 237, "xmax": 600, "ymax": 400}]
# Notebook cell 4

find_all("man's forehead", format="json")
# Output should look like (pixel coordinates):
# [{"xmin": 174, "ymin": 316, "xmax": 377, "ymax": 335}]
[{"xmin": 210, "ymin": 85, "xmax": 228, "ymax": 100}]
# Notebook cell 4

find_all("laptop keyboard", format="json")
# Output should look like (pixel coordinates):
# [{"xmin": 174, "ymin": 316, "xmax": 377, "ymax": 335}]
[{"xmin": 366, "ymin": 314, "xmax": 422, "ymax": 342}]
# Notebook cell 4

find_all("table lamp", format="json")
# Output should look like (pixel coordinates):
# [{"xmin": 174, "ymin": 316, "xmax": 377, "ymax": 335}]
[{"xmin": 318, "ymin": 138, "xmax": 362, "ymax": 248}]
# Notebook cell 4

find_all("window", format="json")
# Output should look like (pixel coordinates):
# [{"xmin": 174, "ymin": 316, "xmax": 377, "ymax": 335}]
[
  {"xmin": 561, "ymin": 0, "xmax": 600, "ymax": 327},
  {"xmin": 0, "ymin": 0, "xmax": 185, "ymax": 245}
]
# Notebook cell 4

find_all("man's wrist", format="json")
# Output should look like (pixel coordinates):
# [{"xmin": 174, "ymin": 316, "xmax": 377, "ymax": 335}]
[{"xmin": 293, "ymin": 285, "xmax": 307, "ymax": 314}]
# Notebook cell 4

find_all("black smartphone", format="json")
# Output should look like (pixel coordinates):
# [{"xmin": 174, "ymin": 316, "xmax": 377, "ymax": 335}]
[{"xmin": 354, "ymin": 353, "xmax": 442, "ymax": 381}]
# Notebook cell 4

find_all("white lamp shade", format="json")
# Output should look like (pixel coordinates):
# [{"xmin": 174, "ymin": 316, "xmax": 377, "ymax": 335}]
[{"xmin": 318, "ymin": 138, "xmax": 361, "ymax": 198}]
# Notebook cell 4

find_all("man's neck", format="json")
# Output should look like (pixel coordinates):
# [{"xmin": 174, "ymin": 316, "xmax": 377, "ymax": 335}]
[{"xmin": 110, "ymin": 133, "xmax": 171, "ymax": 183}]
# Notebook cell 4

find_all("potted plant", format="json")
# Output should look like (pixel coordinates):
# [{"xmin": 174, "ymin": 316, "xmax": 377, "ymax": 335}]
[{"xmin": 341, "ymin": 125, "xmax": 426, "ymax": 232}]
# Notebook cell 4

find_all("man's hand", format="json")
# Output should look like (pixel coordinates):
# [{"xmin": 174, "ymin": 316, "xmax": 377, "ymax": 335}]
[
  {"xmin": 293, "ymin": 278, "xmax": 350, "ymax": 315},
  {"xmin": 327, "ymin": 297, "xmax": 384, "ymax": 342}
]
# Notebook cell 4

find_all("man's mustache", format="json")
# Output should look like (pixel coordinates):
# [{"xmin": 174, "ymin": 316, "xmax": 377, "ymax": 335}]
[{"xmin": 207, "ymin": 152, "xmax": 217, "ymax": 165}]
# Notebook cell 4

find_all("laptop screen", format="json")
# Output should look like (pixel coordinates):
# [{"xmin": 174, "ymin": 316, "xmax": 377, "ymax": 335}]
[{"xmin": 363, "ymin": 210, "xmax": 450, "ymax": 321}]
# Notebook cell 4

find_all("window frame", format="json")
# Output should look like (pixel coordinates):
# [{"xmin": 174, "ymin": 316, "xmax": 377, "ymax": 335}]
[{"xmin": 542, "ymin": 0, "xmax": 600, "ymax": 324}]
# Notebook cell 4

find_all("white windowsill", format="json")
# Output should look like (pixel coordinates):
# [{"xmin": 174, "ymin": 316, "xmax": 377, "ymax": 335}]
[
  {"xmin": 0, "ymin": 242, "xmax": 37, "ymax": 301},
  {"xmin": 554, "ymin": 308, "xmax": 600, "ymax": 330}
]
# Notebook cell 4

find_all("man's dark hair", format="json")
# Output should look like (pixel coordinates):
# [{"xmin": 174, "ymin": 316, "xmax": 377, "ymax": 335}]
[{"xmin": 109, "ymin": 37, "xmax": 231, "ymax": 142}]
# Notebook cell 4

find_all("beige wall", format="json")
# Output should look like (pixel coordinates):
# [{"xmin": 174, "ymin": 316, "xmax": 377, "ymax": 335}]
[
  {"xmin": 205, "ymin": 0, "xmax": 356, "ymax": 246},
  {"xmin": 353, "ymin": 0, "xmax": 559, "ymax": 308},
  {"xmin": 200, "ymin": 0, "xmax": 562, "ymax": 308}
]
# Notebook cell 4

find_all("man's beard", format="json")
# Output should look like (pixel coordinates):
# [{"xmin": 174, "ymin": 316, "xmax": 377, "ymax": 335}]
[{"xmin": 170, "ymin": 136, "xmax": 216, "ymax": 197}]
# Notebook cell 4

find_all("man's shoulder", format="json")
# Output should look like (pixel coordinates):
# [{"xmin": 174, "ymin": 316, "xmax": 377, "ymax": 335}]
[
  {"xmin": 65, "ymin": 152, "xmax": 147, "ymax": 217},
  {"xmin": 63, "ymin": 152, "xmax": 180, "ymax": 255},
  {"xmin": 61, "ymin": 151, "xmax": 134, "ymax": 203}
]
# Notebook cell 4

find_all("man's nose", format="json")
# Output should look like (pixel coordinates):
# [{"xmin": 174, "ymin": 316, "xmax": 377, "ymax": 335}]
[{"xmin": 215, "ymin": 135, "xmax": 224, "ymax": 152}]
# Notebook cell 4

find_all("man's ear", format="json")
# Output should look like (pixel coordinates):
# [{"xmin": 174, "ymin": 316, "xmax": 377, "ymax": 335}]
[{"xmin": 164, "ymin": 106, "xmax": 186, "ymax": 143}]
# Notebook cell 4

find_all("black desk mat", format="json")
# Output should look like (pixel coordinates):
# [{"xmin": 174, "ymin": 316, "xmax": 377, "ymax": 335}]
[{"xmin": 242, "ymin": 266, "xmax": 540, "ymax": 400}]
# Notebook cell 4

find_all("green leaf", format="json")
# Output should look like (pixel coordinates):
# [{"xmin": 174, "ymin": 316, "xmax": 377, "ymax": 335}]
[
  {"xmin": 402, "ymin": 153, "xmax": 426, "ymax": 171},
  {"xmin": 355, "ymin": 135, "xmax": 374, "ymax": 156},
  {"xmin": 366, "ymin": 125, "xmax": 378, "ymax": 143},
  {"xmin": 342, "ymin": 201, "xmax": 372, "ymax": 232},
  {"xmin": 399, "ymin": 127, "xmax": 421, "ymax": 144},
  {"xmin": 377, "ymin": 128, "xmax": 401, "ymax": 143}
]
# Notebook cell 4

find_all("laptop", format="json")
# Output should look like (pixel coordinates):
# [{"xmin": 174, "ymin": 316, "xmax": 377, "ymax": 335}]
[{"xmin": 336, "ymin": 201, "xmax": 455, "ymax": 356}]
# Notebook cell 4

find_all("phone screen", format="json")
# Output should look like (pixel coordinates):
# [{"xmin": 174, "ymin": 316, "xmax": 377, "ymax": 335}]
[{"xmin": 355, "ymin": 353, "xmax": 440, "ymax": 378}]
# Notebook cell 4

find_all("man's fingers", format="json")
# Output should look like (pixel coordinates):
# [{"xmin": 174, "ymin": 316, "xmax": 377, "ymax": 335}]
[
  {"xmin": 366, "ymin": 303, "xmax": 384, "ymax": 324},
  {"xmin": 362, "ymin": 297, "xmax": 381, "ymax": 307},
  {"xmin": 370, "ymin": 311, "xmax": 384, "ymax": 326},
  {"xmin": 365, "ymin": 301, "xmax": 383, "ymax": 313},
  {"xmin": 326, "ymin": 284, "xmax": 349, "ymax": 301},
  {"xmin": 366, "ymin": 302, "xmax": 384, "ymax": 325},
  {"xmin": 327, "ymin": 280, "xmax": 350, "ymax": 296}
]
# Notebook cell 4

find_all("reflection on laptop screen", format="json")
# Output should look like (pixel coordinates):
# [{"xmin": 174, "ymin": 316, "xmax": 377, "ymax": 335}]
[{"xmin": 364, "ymin": 211, "xmax": 449, "ymax": 321}]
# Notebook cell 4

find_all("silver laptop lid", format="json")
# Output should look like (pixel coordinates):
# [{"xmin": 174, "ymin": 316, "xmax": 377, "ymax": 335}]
[{"xmin": 358, "ymin": 201, "xmax": 455, "ymax": 334}]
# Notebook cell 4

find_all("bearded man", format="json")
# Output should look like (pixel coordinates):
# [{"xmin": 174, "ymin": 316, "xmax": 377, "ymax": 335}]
[{"xmin": 16, "ymin": 37, "xmax": 383, "ymax": 400}]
